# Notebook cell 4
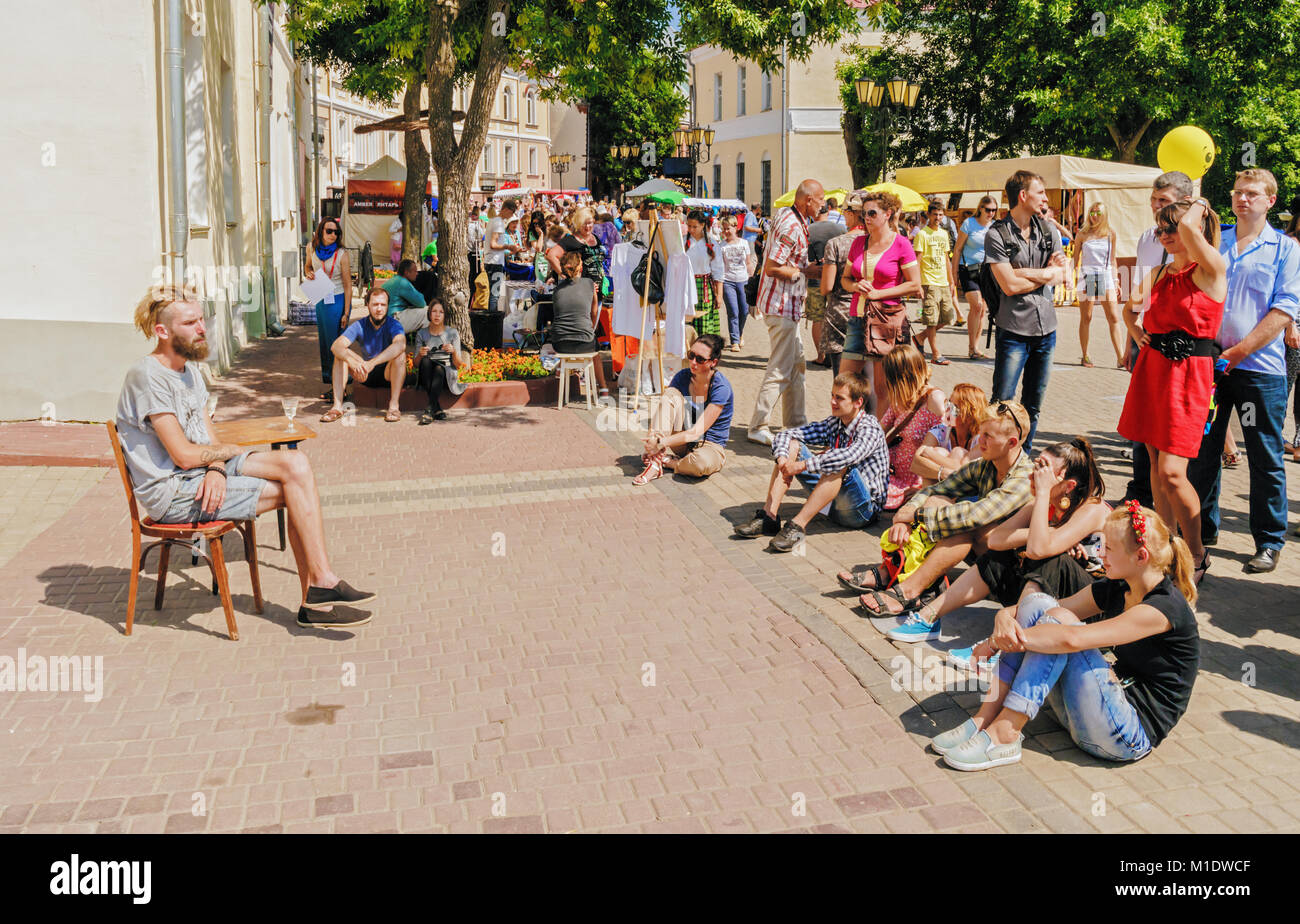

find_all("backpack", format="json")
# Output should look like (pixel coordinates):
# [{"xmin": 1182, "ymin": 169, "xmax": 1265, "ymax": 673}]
[
  {"xmin": 630, "ymin": 248, "xmax": 665, "ymax": 304},
  {"xmin": 977, "ymin": 214, "xmax": 1054, "ymax": 335}
]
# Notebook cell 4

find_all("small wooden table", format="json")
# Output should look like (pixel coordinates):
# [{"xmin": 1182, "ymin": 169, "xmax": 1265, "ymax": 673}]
[{"xmin": 214, "ymin": 416, "xmax": 318, "ymax": 551}]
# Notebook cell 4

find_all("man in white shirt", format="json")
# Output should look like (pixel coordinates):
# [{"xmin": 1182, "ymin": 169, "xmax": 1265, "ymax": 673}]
[{"xmin": 483, "ymin": 199, "xmax": 523, "ymax": 313}]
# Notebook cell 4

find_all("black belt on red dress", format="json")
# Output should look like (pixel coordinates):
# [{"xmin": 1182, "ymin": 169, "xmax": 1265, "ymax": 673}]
[{"xmin": 1147, "ymin": 330, "xmax": 1218, "ymax": 362}]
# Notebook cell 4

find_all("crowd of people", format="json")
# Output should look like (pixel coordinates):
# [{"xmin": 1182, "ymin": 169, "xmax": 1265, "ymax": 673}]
[{"xmin": 114, "ymin": 161, "xmax": 1299, "ymax": 776}]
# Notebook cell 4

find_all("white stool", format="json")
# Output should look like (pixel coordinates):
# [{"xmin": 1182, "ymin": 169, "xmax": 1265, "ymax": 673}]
[{"xmin": 556, "ymin": 353, "xmax": 599, "ymax": 410}]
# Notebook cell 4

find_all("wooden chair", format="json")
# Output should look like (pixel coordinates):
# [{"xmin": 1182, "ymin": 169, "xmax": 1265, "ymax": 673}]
[{"xmin": 106, "ymin": 422, "xmax": 262, "ymax": 641}]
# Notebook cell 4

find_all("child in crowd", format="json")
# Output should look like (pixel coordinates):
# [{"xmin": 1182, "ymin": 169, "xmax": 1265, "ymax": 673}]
[{"xmin": 911, "ymin": 382, "xmax": 987, "ymax": 487}]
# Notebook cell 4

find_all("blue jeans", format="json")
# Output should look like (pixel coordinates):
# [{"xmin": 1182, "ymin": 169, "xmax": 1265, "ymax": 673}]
[
  {"xmin": 1189, "ymin": 368, "xmax": 1288, "ymax": 551},
  {"xmin": 991, "ymin": 328, "xmax": 1056, "ymax": 449},
  {"xmin": 721, "ymin": 280, "xmax": 749, "ymax": 344},
  {"xmin": 796, "ymin": 444, "xmax": 881, "ymax": 529},
  {"xmin": 314, "ymin": 293, "xmax": 347, "ymax": 384},
  {"xmin": 998, "ymin": 593, "xmax": 1152, "ymax": 762}
]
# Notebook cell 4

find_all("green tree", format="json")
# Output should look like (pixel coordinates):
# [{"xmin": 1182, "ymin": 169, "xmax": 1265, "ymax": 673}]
[
  {"xmin": 287, "ymin": 0, "xmax": 866, "ymax": 346},
  {"xmin": 838, "ymin": 0, "xmax": 1300, "ymax": 218},
  {"xmin": 588, "ymin": 57, "xmax": 688, "ymax": 200}
]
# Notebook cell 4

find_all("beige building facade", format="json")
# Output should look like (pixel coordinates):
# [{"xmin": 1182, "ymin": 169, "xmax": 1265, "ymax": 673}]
[
  {"xmin": 1, "ymin": 0, "xmax": 316, "ymax": 422},
  {"xmin": 689, "ymin": 21, "xmax": 884, "ymax": 210}
]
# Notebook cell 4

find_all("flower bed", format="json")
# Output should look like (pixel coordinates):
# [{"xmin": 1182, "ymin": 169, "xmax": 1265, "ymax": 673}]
[{"xmin": 458, "ymin": 348, "xmax": 550, "ymax": 384}]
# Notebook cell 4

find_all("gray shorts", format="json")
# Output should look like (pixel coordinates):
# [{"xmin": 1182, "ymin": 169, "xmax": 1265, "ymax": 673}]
[{"xmin": 158, "ymin": 451, "xmax": 266, "ymax": 523}]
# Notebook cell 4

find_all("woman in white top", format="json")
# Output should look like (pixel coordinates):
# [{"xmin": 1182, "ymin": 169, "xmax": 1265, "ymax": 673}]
[
  {"xmin": 1073, "ymin": 202, "xmax": 1126, "ymax": 368},
  {"xmin": 305, "ymin": 218, "xmax": 352, "ymax": 394},
  {"xmin": 717, "ymin": 216, "xmax": 757, "ymax": 351},
  {"xmin": 685, "ymin": 209, "xmax": 726, "ymax": 339},
  {"xmin": 952, "ymin": 195, "xmax": 997, "ymax": 360}
]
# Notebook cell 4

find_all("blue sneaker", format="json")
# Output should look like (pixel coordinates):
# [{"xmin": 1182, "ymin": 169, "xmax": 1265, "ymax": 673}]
[
  {"xmin": 947, "ymin": 645, "xmax": 1001, "ymax": 674},
  {"xmin": 885, "ymin": 612, "xmax": 941, "ymax": 643}
]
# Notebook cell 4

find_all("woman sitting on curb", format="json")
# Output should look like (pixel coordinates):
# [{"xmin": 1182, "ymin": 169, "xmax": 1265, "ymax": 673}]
[
  {"xmin": 882, "ymin": 436, "xmax": 1110, "ymax": 644},
  {"xmin": 931, "ymin": 502, "xmax": 1199, "ymax": 771},
  {"xmin": 414, "ymin": 297, "xmax": 471, "ymax": 426},
  {"xmin": 635, "ymin": 334, "xmax": 734, "ymax": 484},
  {"xmin": 911, "ymin": 382, "xmax": 987, "ymax": 487}
]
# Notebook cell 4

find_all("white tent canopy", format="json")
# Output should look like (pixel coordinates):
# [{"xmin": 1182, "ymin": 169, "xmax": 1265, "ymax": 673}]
[
  {"xmin": 626, "ymin": 178, "xmax": 683, "ymax": 197},
  {"xmin": 683, "ymin": 198, "xmax": 747, "ymax": 210},
  {"xmin": 340, "ymin": 155, "xmax": 434, "ymax": 266},
  {"xmin": 895, "ymin": 155, "xmax": 1164, "ymax": 259}
]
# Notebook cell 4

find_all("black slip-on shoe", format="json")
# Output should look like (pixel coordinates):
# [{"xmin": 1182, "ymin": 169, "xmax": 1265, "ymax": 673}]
[
  {"xmin": 297, "ymin": 607, "xmax": 373, "ymax": 629},
  {"xmin": 303, "ymin": 581, "xmax": 376, "ymax": 611}
]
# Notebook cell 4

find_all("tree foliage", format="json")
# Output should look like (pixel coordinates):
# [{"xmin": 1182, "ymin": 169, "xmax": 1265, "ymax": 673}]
[
  {"xmin": 839, "ymin": 0, "xmax": 1300, "ymax": 216},
  {"xmin": 285, "ymin": 0, "xmax": 875, "ymax": 345}
]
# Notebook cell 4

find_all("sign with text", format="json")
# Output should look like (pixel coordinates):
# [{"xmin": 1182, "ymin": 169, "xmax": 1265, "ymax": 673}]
[{"xmin": 346, "ymin": 179, "xmax": 434, "ymax": 214}]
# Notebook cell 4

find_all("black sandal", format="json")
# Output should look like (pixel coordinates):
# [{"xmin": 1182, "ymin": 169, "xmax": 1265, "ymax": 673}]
[
  {"xmin": 838, "ymin": 563, "xmax": 893, "ymax": 593},
  {"xmin": 1194, "ymin": 551, "xmax": 1210, "ymax": 586},
  {"xmin": 859, "ymin": 584, "xmax": 925, "ymax": 617}
]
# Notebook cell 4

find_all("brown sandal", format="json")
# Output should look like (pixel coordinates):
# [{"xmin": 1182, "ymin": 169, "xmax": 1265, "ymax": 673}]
[
  {"xmin": 384, "ymin": 409, "xmax": 402, "ymax": 423},
  {"xmin": 319, "ymin": 407, "xmax": 345, "ymax": 423}
]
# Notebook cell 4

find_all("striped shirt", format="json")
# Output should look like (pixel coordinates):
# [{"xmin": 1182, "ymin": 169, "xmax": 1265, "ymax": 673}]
[
  {"xmin": 772, "ymin": 411, "xmax": 889, "ymax": 506},
  {"xmin": 908, "ymin": 452, "xmax": 1034, "ymax": 540},
  {"xmin": 755, "ymin": 206, "xmax": 810, "ymax": 321}
]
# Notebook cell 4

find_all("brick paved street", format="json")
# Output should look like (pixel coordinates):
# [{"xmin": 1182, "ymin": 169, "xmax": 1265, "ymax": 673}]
[{"xmin": 0, "ymin": 311, "xmax": 1297, "ymax": 833}]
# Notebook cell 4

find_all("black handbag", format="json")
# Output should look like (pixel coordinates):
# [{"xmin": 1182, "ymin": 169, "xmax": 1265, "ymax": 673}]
[{"xmin": 630, "ymin": 249, "xmax": 665, "ymax": 304}]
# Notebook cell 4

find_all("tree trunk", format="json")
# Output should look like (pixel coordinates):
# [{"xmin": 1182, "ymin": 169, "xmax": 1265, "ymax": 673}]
[
  {"xmin": 426, "ymin": 0, "xmax": 512, "ymax": 350},
  {"xmin": 842, "ymin": 107, "xmax": 868, "ymax": 189},
  {"xmin": 400, "ymin": 77, "xmax": 430, "ymax": 262},
  {"xmin": 1107, "ymin": 117, "xmax": 1154, "ymax": 164}
]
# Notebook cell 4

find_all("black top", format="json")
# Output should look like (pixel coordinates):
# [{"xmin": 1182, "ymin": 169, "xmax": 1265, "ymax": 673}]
[
  {"xmin": 560, "ymin": 234, "xmax": 606, "ymax": 284},
  {"xmin": 1089, "ymin": 576, "xmax": 1200, "ymax": 747},
  {"xmin": 549, "ymin": 276, "xmax": 597, "ymax": 343}
]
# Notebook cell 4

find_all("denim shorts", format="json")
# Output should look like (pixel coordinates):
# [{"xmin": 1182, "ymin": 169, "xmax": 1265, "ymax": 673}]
[
  {"xmin": 843, "ymin": 316, "xmax": 866, "ymax": 361},
  {"xmin": 158, "ymin": 451, "xmax": 265, "ymax": 524},
  {"xmin": 795, "ymin": 444, "xmax": 881, "ymax": 529},
  {"xmin": 1078, "ymin": 269, "xmax": 1114, "ymax": 298}
]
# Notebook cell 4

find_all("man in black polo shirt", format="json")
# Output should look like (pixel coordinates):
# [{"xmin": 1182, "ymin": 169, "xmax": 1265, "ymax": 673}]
[{"xmin": 986, "ymin": 170, "xmax": 1069, "ymax": 449}]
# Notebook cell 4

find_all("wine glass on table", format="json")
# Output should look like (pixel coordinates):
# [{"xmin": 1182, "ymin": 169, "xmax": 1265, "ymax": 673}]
[{"xmin": 281, "ymin": 396, "xmax": 300, "ymax": 433}]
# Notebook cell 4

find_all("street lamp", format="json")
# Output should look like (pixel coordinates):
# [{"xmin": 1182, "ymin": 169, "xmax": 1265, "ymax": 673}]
[
  {"xmin": 549, "ymin": 152, "xmax": 574, "ymax": 194},
  {"xmin": 856, "ymin": 75, "xmax": 920, "ymax": 182},
  {"xmin": 674, "ymin": 125, "xmax": 715, "ymax": 197}
]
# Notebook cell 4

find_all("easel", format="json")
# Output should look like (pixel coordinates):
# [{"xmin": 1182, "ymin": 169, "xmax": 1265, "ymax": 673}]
[{"xmin": 631, "ymin": 214, "xmax": 669, "ymax": 413}]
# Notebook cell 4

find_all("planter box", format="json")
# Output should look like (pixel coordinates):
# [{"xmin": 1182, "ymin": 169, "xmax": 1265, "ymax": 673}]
[{"xmin": 353, "ymin": 376, "xmax": 557, "ymax": 411}]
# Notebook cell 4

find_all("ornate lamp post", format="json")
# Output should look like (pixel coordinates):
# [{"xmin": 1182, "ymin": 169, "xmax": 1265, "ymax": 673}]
[
  {"xmin": 674, "ymin": 126, "xmax": 715, "ymax": 197},
  {"xmin": 549, "ymin": 152, "xmax": 575, "ymax": 194},
  {"xmin": 855, "ymin": 76, "xmax": 920, "ymax": 182}
]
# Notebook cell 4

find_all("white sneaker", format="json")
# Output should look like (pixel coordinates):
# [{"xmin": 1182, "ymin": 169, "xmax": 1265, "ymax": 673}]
[{"xmin": 748, "ymin": 427, "xmax": 774, "ymax": 446}]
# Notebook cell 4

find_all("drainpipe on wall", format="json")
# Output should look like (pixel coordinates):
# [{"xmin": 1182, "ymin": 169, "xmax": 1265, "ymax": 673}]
[
  {"xmin": 312, "ymin": 62, "xmax": 320, "ymax": 233},
  {"xmin": 255, "ymin": 4, "xmax": 277, "ymax": 337},
  {"xmin": 163, "ymin": 0, "xmax": 187, "ymax": 287},
  {"xmin": 780, "ymin": 40, "xmax": 788, "ymax": 194}
]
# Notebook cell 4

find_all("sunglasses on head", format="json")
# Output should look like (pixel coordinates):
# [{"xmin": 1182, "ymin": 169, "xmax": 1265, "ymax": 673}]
[
  {"xmin": 688, "ymin": 351, "xmax": 713, "ymax": 363},
  {"xmin": 994, "ymin": 401, "xmax": 1024, "ymax": 440}
]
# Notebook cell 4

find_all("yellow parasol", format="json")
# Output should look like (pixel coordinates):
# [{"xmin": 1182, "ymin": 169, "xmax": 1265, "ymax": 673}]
[
  {"xmin": 857, "ymin": 182, "xmax": 930, "ymax": 212},
  {"xmin": 772, "ymin": 186, "xmax": 851, "ymax": 209}
]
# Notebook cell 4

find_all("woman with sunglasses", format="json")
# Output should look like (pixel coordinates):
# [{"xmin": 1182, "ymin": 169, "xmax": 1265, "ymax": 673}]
[
  {"xmin": 953, "ymin": 196, "xmax": 997, "ymax": 360},
  {"xmin": 306, "ymin": 218, "xmax": 352, "ymax": 394},
  {"xmin": 635, "ymin": 334, "xmax": 734, "ymax": 484},
  {"xmin": 1119, "ymin": 199, "xmax": 1225, "ymax": 583},
  {"xmin": 1073, "ymin": 201, "xmax": 1126, "ymax": 368},
  {"xmin": 840, "ymin": 191, "xmax": 922, "ymax": 416}
]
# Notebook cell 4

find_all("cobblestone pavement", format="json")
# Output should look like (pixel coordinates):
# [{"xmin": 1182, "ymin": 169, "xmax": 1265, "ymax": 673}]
[{"xmin": 0, "ymin": 311, "xmax": 1296, "ymax": 834}]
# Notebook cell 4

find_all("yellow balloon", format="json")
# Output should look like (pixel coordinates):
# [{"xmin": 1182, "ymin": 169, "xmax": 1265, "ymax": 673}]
[{"xmin": 1157, "ymin": 125, "xmax": 1216, "ymax": 180}]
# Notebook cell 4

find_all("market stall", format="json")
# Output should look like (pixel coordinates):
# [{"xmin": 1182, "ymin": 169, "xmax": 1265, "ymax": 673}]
[
  {"xmin": 894, "ymin": 155, "xmax": 1164, "ymax": 258},
  {"xmin": 340, "ymin": 155, "xmax": 435, "ymax": 268}
]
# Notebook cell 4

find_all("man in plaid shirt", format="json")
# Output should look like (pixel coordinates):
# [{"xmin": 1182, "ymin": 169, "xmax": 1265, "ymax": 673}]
[
  {"xmin": 848, "ymin": 401, "xmax": 1035, "ymax": 627},
  {"xmin": 736, "ymin": 373, "xmax": 888, "ymax": 552},
  {"xmin": 748, "ymin": 179, "xmax": 826, "ymax": 446}
]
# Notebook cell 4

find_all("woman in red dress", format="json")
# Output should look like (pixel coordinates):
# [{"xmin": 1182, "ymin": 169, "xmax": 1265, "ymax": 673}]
[{"xmin": 1119, "ymin": 199, "xmax": 1225, "ymax": 582}]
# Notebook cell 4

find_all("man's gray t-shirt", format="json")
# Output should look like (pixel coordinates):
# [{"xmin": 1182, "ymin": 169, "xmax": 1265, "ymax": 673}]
[
  {"xmin": 985, "ymin": 216, "xmax": 1063, "ymax": 336},
  {"xmin": 115, "ymin": 356, "xmax": 210, "ymax": 520},
  {"xmin": 808, "ymin": 219, "xmax": 842, "ymax": 264}
]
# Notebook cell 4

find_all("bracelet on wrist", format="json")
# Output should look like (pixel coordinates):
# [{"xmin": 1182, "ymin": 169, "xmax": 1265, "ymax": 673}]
[{"xmin": 206, "ymin": 466, "xmax": 227, "ymax": 477}]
